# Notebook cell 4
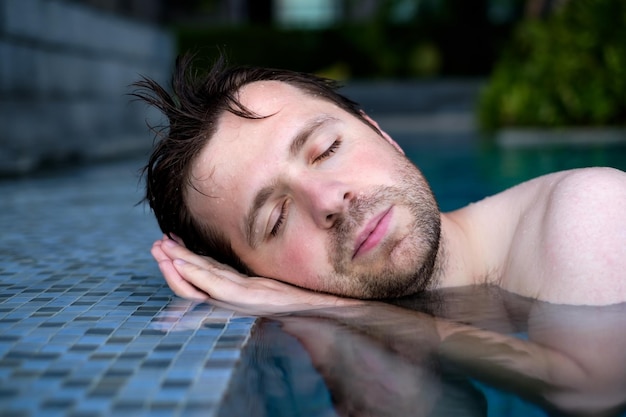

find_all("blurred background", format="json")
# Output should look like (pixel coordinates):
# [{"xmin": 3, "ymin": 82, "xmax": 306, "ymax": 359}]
[{"xmin": 1, "ymin": 0, "xmax": 624, "ymax": 177}]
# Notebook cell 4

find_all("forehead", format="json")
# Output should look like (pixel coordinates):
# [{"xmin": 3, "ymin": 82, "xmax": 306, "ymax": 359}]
[
  {"xmin": 194, "ymin": 79, "xmax": 329, "ymax": 170},
  {"xmin": 233, "ymin": 80, "xmax": 315, "ymax": 119},
  {"xmin": 192, "ymin": 80, "xmax": 312, "ymax": 171},
  {"xmin": 195, "ymin": 79, "xmax": 337, "ymax": 166},
  {"xmin": 186, "ymin": 80, "xmax": 335, "ymax": 221}
]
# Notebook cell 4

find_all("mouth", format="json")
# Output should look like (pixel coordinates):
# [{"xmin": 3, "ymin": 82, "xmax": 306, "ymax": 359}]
[{"xmin": 353, "ymin": 207, "xmax": 393, "ymax": 259}]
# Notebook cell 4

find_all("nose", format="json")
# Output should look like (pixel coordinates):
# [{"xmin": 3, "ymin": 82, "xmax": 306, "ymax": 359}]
[{"xmin": 294, "ymin": 175, "xmax": 353, "ymax": 229}]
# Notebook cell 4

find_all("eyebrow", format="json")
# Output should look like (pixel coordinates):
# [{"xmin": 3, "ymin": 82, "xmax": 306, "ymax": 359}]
[
  {"xmin": 244, "ymin": 115, "xmax": 338, "ymax": 248},
  {"xmin": 289, "ymin": 114, "xmax": 337, "ymax": 157}
]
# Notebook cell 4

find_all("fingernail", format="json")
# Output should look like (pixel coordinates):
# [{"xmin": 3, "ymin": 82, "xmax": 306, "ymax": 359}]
[
  {"xmin": 164, "ymin": 239, "xmax": 177, "ymax": 248},
  {"xmin": 173, "ymin": 258, "xmax": 186, "ymax": 266}
]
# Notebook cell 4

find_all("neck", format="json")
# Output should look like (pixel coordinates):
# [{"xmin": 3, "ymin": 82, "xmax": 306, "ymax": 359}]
[{"xmin": 432, "ymin": 212, "xmax": 489, "ymax": 290}]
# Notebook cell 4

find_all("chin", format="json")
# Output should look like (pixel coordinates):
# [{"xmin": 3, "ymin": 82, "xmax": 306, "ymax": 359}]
[{"xmin": 372, "ymin": 241, "xmax": 440, "ymax": 298}]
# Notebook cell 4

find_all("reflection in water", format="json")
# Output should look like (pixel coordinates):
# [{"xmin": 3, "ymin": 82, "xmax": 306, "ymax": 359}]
[{"xmin": 156, "ymin": 286, "xmax": 626, "ymax": 417}]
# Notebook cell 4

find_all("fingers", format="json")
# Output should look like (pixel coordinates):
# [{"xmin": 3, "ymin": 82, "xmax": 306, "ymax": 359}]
[
  {"xmin": 152, "ymin": 239, "xmax": 209, "ymax": 301},
  {"xmin": 172, "ymin": 258, "xmax": 246, "ymax": 300},
  {"xmin": 152, "ymin": 235, "xmax": 260, "ymax": 307},
  {"xmin": 158, "ymin": 258, "xmax": 209, "ymax": 301},
  {"xmin": 159, "ymin": 237, "xmax": 216, "ymax": 269},
  {"xmin": 170, "ymin": 260, "xmax": 276, "ymax": 316},
  {"xmin": 151, "ymin": 240, "xmax": 171, "ymax": 263},
  {"xmin": 159, "ymin": 237, "xmax": 244, "ymax": 275}
]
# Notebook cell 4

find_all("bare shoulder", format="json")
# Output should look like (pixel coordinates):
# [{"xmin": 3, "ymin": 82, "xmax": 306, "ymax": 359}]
[
  {"xmin": 549, "ymin": 166, "xmax": 625, "ymax": 200},
  {"xmin": 507, "ymin": 167, "xmax": 626, "ymax": 305}
]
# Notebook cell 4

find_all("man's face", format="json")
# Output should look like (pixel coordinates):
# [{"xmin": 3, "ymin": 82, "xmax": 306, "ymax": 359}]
[{"xmin": 188, "ymin": 81, "xmax": 441, "ymax": 298}]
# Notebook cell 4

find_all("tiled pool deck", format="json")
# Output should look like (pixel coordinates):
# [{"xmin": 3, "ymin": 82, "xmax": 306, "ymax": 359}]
[{"xmin": 0, "ymin": 159, "xmax": 257, "ymax": 416}]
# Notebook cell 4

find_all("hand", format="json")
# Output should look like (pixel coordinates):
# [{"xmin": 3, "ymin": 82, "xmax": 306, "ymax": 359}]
[
  {"xmin": 151, "ymin": 235, "xmax": 361, "ymax": 315},
  {"xmin": 151, "ymin": 236, "xmax": 211, "ymax": 301}
]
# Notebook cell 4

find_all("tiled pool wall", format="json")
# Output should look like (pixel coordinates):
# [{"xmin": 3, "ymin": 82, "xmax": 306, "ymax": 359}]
[{"xmin": 0, "ymin": 159, "xmax": 256, "ymax": 416}]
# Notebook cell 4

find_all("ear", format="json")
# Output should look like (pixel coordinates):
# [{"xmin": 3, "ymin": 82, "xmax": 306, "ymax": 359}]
[{"xmin": 360, "ymin": 112, "xmax": 405, "ymax": 155}]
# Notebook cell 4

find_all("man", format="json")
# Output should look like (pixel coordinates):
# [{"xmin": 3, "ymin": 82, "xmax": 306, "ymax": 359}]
[{"xmin": 135, "ymin": 54, "xmax": 626, "ymax": 313}]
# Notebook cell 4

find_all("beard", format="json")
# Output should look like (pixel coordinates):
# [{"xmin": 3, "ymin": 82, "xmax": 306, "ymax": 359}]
[{"xmin": 320, "ymin": 158, "xmax": 442, "ymax": 299}]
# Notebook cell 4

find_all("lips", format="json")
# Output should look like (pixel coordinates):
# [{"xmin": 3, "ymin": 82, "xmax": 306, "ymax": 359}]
[{"xmin": 353, "ymin": 207, "xmax": 393, "ymax": 259}]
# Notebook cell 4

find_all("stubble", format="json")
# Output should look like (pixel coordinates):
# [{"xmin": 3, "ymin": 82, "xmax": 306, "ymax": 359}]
[{"xmin": 323, "ymin": 159, "xmax": 442, "ymax": 299}]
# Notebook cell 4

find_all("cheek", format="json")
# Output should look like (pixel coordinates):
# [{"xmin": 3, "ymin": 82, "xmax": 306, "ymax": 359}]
[
  {"xmin": 272, "ymin": 235, "xmax": 327, "ymax": 288},
  {"xmin": 348, "ymin": 144, "xmax": 398, "ymax": 178}
]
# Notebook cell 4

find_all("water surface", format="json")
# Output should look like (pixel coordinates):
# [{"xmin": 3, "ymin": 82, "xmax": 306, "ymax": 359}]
[{"xmin": 216, "ymin": 286, "xmax": 626, "ymax": 417}]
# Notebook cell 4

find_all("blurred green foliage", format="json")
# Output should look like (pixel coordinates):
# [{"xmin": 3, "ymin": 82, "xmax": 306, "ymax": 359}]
[
  {"xmin": 479, "ymin": 0, "xmax": 626, "ymax": 130},
  {"xmin": 174, "ymin": 0, "xmax": 512, "ymax": 79}
]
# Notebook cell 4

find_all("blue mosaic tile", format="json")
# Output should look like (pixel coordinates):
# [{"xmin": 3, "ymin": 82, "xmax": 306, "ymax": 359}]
[{"xmin": 0, "ymin": 160, "xmax": 255, "ymax": 416}]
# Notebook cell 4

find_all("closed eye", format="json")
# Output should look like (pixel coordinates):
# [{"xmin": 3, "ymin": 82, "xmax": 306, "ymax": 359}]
[
  {"xmin": 270, "ymin": 200, "xmax": 288, "ymax": 237},
  {"xmin": 314, "ymin": 139, "xmax": 341, "ymax": 163}
]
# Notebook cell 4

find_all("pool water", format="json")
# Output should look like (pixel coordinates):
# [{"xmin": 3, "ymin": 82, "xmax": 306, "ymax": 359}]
[
  {"xmin": 213, "ymin": 286, "xmax": 626, "ymax": 417},
  {"xmin": 400, "ymin": 132, "xmax": 626, "ymax": 212}
]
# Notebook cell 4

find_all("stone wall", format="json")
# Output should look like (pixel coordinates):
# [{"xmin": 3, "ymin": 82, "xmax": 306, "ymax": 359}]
[{"xmin": 0, "ymin": 0, "xmax": 174, "ymax": 175}]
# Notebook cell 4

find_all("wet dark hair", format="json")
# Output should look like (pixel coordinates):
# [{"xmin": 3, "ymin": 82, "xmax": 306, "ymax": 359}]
[{"xmin": 132, "ymin": 53, "xmax": 372, "ymax": 273}]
